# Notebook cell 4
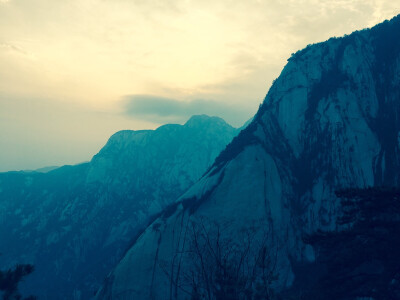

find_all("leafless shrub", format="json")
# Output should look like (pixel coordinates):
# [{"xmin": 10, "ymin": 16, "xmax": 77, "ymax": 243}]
[{"xmin": 160, "ymin": 218, "xmax": 278, "ymax": 300}]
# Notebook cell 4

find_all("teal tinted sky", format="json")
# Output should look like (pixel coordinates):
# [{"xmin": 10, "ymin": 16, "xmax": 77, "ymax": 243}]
[{"xmin": 0, "ymin": 0, "xmax": 399, "ymax": 171}]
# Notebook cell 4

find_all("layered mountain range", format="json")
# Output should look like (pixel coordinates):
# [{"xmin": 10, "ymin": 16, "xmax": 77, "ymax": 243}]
[
  {"xmin": 0, "ymin": 115, "xmax": 239, "ymax": 300},
  {"xmin": 95, "ymin": 15, "xmax": 400, "ymax": 299}
]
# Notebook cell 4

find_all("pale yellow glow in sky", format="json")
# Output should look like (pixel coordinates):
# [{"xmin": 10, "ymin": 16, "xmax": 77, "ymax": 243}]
[{"xmin": 0, "ymin": 0, "xmax": 399, "ymax": 171}]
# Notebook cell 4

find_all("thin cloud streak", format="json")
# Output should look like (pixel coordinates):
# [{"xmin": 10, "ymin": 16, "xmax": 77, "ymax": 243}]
[{"xmin": 123, "ymin": 95, "xmax": 253, "ymax": 127}]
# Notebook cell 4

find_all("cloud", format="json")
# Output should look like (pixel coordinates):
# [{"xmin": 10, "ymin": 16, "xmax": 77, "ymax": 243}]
[
  {"xmin": 0, "ymin": 42, "xmax": 28, "ymax": 55},
  {"xmin": 122, "ymin": 95, "xmax": 254, "ymax": 127}
]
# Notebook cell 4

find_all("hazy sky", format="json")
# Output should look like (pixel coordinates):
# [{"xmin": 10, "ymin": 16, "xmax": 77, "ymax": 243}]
[{"xmin": 0, "ymin": 0, "xmax": 399, "ymax": 172}]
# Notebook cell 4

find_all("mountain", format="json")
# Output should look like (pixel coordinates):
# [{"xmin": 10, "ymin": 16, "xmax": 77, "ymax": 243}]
[
  {"xmin": 95, "ymin": 15, "xmax": 400, "ymax": 299},
  {"xmin": 22, "ymin": 166, "xmax": 61, "ymax": 173},
  {"xmin": 0, "ymin": 115, "xmax": 238, "ymax": 300}
]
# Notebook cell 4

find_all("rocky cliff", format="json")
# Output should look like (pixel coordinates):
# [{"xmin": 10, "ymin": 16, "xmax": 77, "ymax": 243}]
[{"xmin": 96, "ymin": 15, "xmax": 400, "ymax": 299}]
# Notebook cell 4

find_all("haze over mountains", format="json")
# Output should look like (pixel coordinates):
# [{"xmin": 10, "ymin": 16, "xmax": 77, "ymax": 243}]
[
  {"xmin": 0, "ymin": 115, "xmax": 240, "ymax": 300},
  {"xmin": 95, "ymin": 15, "xmax": 400, "ymax": 299}
]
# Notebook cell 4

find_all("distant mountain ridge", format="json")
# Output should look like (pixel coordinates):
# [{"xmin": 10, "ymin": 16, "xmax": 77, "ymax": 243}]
[
  {"xmin": 0, "ymin": 115, "xmax": 239, "ymax": 300},
  {"xmin": 22, "ymin": 166, "xmax": 61, "ymax": 173},
  {"xmin": 95, "ymin": 15, "xmax": 400, "ymax": 299}
]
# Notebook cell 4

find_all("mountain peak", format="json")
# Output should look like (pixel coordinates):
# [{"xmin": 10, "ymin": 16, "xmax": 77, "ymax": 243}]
[
  {"xmin": 0, "ymin": 112, "xmax": 240, "ymax": 300},
  {"xmin": 185, "ymin": 114, "xmax": 232, "ymax": 128}
]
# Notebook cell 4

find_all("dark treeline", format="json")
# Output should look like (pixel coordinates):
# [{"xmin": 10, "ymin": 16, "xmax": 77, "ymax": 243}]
[{"xmin": 282, "ymin": 187, "xmax": 400, "ymax": 299}]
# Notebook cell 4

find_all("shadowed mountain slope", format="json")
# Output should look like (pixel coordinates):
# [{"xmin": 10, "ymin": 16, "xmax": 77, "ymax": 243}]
[{"xmin": 0, "ymin": 115, "xmax": 238, "ymax": 300}]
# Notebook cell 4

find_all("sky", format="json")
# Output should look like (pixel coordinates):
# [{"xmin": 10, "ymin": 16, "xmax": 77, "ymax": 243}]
[{"xmin": 0, "ymin": 0, "xmax": 399, "ymax": 172}]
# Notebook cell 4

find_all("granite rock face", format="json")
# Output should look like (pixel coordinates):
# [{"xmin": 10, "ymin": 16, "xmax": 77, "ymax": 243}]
[{"xmin": 96, "ymin": 15, "xmax": 400, "ymax": 300}]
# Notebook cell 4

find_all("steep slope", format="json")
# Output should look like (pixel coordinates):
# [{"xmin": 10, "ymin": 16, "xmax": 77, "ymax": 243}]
[
  {"xmin": 96, "ymin": 15, "xmax": 400, "ymax": 299},
  {"xmin": 0, "ymin": 115, "xmax": 238, "ymax": 300}
]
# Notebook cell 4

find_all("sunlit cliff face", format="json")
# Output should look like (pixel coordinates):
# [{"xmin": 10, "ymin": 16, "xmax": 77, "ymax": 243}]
[{"xmin": 0, "ymin": 0, "xmax": 399, "ymax": 171}]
